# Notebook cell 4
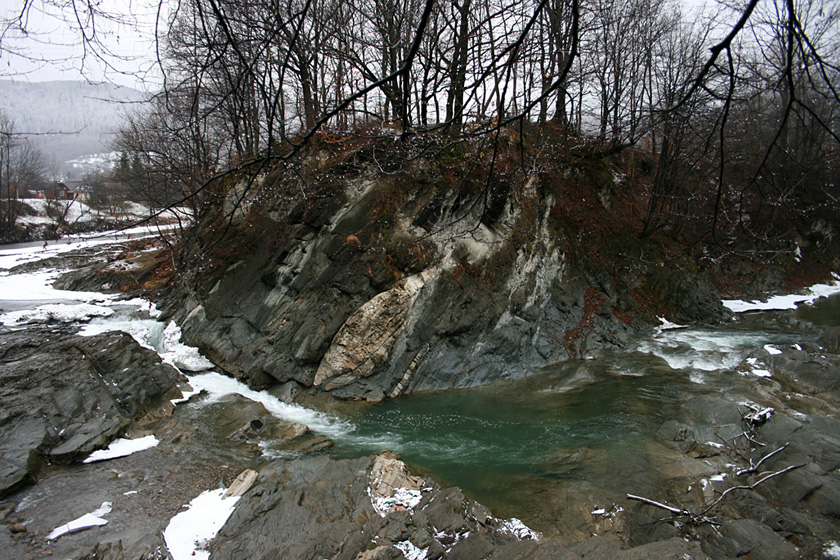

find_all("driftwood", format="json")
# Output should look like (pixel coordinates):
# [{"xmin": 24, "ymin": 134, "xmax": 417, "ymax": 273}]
[
  {"xmin": 696, "ymin": 464, "xmax": 803, "ymax": 518},
  {"xmin": 736, "ymin": 443, "xmax": 789, "ymax": 476},
  {"xmin": 627, "ymin": 458, "xmax": 803, "ymax": 526},
  {"xmin": 627, "ymin": 404, "xmax": 801, "ymax": 527}
]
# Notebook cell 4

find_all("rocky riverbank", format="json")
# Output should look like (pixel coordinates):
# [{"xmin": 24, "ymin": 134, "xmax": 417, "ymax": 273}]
[
  {"xmin": 4, "ymin": 310, "xmax": 840, "ymax": 559},
  {"xmin": 0, "ymin": 323, "xmax": 569, "ymax": 560},
  {"xmin": 2, "ymin": 197, "xmax": 840, "ymax": 558},
  {"xmin": 0, "ymin": 326, "xmax": 185, "ymax": 498}
]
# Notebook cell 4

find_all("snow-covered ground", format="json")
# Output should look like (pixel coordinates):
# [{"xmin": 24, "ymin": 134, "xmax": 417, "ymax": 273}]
[
  {"xmin": 0, "ymin": 234, "xmax": 352, "ymax": 557},
  {"xmin": 0, "ymin": 223, "xmax": 182, "ymax": 272},
  {"xmin": 17, "ymin": 198, "xmax": 98, "ymax": 226},
  {"xmin": 13, "ymin": 198, "xmax": 191, "ymax": 236}
]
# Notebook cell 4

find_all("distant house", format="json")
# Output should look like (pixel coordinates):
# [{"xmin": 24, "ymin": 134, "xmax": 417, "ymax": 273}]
[
  {"xmin": 40, "ymin": 181, "xmax": 91, "ymax": 201},
  {"xmin": 63, "ymin": 181, "xmax": 92, "ymax": 202}
]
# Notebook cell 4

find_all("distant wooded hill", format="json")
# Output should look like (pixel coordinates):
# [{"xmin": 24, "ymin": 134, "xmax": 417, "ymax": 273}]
[{"xmin": 0, "ymin": 80, "xmax": 147, "ymax": 170}]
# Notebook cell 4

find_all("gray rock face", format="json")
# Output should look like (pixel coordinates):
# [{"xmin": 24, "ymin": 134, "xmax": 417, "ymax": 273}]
[
  {"xmin": 210, "ymin": 451, "xmax": 718, "ymax": 560},
  {"xmin": 166, "ymin": 169, "xmax": 728, "ymax": 400},
  {"xmin": 764, "ymin": 342, "xmax": 840, "ymax": 402},
  {"xmin": 210, "ymin": 452, "xmax": 535, "ymax": 560},
  {"xmin": 0, "ymin": 326, "xmax": 183, "ymax": 497},
  {"xmin": 818, "ymin": 326, "xmax": 840, "ymax": 354}
]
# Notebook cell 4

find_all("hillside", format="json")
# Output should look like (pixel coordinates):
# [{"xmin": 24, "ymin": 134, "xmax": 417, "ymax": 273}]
[{"xmin": 0, "ymin": 80, "xmax": 147, "ymax": 170}]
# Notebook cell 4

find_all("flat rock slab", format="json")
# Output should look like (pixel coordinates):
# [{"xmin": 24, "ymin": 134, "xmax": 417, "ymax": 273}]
[{"xmin": 0, "ymin": 326, "xmax": 183, "ymax": 497}]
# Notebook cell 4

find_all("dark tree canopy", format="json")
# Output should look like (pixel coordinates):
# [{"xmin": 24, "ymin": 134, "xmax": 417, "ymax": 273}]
[{"xmin": 2, "ymin": 0, "xmax": 839, "ymax": 248}]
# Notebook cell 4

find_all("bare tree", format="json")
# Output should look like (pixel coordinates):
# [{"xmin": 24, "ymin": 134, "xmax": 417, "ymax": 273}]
[
  {"xmin": 1, "ymin": 110, "xmax": 47, "ymax": 235},
  {"xmin": 7, "ymin": 0, "xmax": 837, "ymax": 250}
]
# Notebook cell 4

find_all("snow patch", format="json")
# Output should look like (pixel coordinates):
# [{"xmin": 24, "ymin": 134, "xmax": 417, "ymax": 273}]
[
  {"xmin": 82, "ymin": 435, "xmax": 159, "ymax": 463},
  {"xmin": 744, "ymin": 356, "xmax": 772, "ymax": 377},
  {"xmin": 171, "ymin": 387, "xmax": 202, "ymax": 405},
  {"xmin": 163, "ymin": 488, "xmax": 240, "ymax": 560},
  {"xmin": 764, "ymin": 345, "xmax": 783, "ymax": 355},
  {"xmin": 591, "ymin": 504, "xmax": 624, "ymax": 518},
  {"xmin": 160, "ymin": 322, "xmax": 215, "ymax": 371},
  {"xmin": 723, "ymin": 275, "xmax": 840, "ymax": 312},
  {"xmin": 369, "ymin": 487, "xmax": 424, "ymax": 517},
  {"xmin": 657, "ymin": 317, "xmax": 687, "ymax": 331},
  {"xmin": 46, "ymin": 502, "xmax": 112, "ymax": 540},
  {"xmin": 494, "ymin": 517, "xmax": 539, "ymax": 540},
  {"xmin": 824, "ymin": 541, "xmax": 840, "ymax": 560},
  {"xmin": 434, "ymin": 531, "xmax": 469, "ymax": 553},
  {"xmin": 1, "ymin": 302, "xmax": 114, "ymax": 326},
  {"xmin": 394, "ymin": 540, "xmax": 428, "ymax": 560},
  {"xmin": 0, "ymin": 269, "xmax": 114, "ymax": 304}
]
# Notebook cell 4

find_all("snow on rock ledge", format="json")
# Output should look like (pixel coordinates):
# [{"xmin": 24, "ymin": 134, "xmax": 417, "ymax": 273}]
[
  {"xmin": 82, "ymin": 435, "xmax": 159, "ymax": 463},
  {"xmin": 494, "ymin": 517, "xmax": 540, "ymax": 540},
  {"xmin": 723, "ymin": 274, "xmax": 840, "ymax": 313},
  {"xmin": 47, "ymin": 502, "xmax": 112, "ymax": 540},
  {"xmin": 1, "ymin": 303, "xmax": 114, "ymax": 326},
  {"xmin": 163, "ymin": 488, "xmax": 240, "ymax": 560}
]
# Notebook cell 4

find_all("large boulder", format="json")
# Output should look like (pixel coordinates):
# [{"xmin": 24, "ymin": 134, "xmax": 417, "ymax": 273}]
[
  {"xmin": 818, "ymin": 326, "xmax": 840, "ymax": 354},
  {"xmin": 0, "ymin": 326, "xmax": 183, "ymax": 497}
]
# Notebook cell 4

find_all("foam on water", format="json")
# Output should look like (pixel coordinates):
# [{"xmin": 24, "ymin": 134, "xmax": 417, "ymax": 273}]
[
  {"xmin": 187, "ymin": 372, "xmax": 353, "ymax": 439},
  {"xmin": 636, "ymin": 329, "xmax": 787, "ymax": 376},
  {"xmin": 68, "ymin": 293, "xmax": 356, "ymax": 441}
]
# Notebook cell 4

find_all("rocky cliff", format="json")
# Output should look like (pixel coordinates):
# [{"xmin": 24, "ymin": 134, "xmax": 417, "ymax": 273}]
[{"xmin": 164, "ymin": 137, "xmax": 730, "ymax": 401}]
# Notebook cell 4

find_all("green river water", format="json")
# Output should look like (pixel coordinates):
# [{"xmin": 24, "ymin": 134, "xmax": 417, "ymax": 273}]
[{"xmin": 326, "ymin": 295, "xmax": 840, "ymax": 530}]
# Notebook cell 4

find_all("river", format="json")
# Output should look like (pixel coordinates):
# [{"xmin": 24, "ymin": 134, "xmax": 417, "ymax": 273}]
[
  {"xmin": 325, "ymin": 296, "xmax": 839, "ymax": 531},
  {"xmin": 2, "ymin": 235, "xmax": 840, "ymax": 544}
]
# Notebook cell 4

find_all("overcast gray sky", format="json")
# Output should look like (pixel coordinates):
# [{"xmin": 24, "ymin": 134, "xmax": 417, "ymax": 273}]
[
  {"xmin": 1, "ymin": 0, "xmax": 715, "ymax": 92},
  {"xmin": 0, "ymin": 0, "xmax": 161, "ymax": 90}
]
